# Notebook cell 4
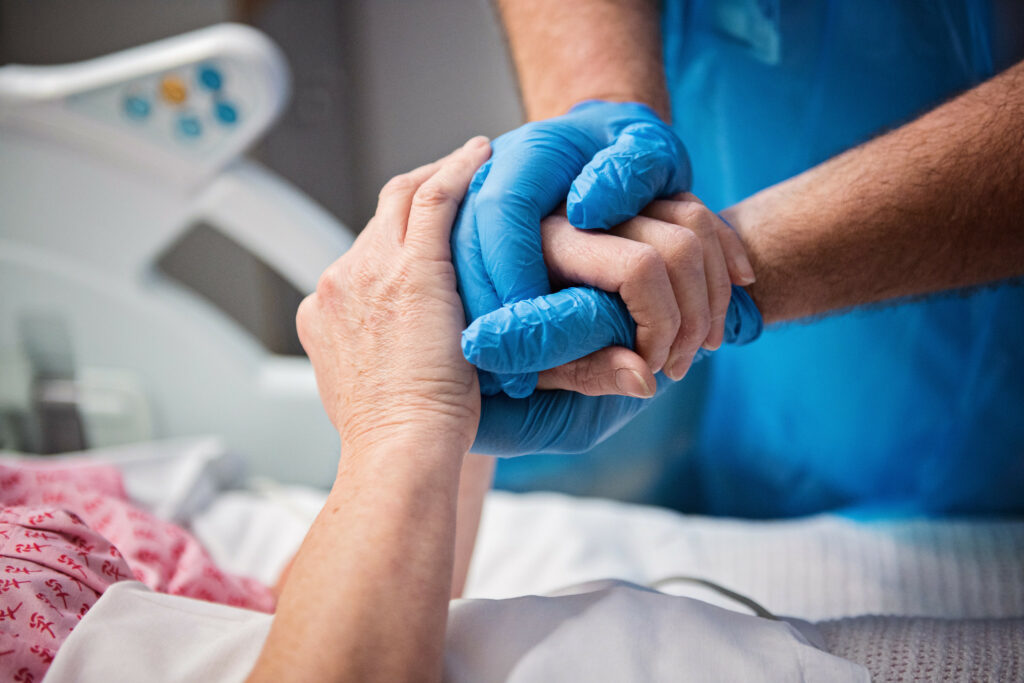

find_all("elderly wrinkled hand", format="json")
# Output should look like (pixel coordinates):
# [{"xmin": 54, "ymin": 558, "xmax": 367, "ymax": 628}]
[{"xmin": 297, "ymin": 137, "xmax": 491, "ymax": 456}]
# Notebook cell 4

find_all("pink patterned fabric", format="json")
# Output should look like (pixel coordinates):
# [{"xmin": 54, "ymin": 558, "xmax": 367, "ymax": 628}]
[{"xmin": 0, "ymin": 461, "xmax": 275, "ymax": 682}]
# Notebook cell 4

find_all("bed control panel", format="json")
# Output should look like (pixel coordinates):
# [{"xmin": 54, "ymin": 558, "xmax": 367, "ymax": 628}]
[
  {"xmin": 68, "ymin": 58, "xmax": 249, "ymax": 156},
  {"xmin": 0, "ymin": 24, "xmax": 290, "ymax": 185}
]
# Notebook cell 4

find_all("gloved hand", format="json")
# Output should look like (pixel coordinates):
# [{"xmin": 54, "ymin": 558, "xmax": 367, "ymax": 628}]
[
  {"xmin": 469, "ymin": 284, "xmax": 763, "ymax": 456},
  {"xmin": 451, "ymin": 100, "xmax": 691, "ymax": 398},
  {"xmin": 464, "ymin": 202, "xmax": 757, "ymax": 398}
]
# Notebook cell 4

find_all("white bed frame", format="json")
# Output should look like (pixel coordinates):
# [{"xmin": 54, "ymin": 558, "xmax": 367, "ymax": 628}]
[{"xmin": 0, "ymin": 24, "xmax": 355, "ymax": 485}]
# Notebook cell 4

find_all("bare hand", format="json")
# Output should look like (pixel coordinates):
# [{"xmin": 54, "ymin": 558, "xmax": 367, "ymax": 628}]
[
  {"xmin": 297, "ymin": 137, "xmax": 492, "ymax": 456},
  {"xmin": 536, "ymin": 193, "xmax": 755, "ymax": 395}
]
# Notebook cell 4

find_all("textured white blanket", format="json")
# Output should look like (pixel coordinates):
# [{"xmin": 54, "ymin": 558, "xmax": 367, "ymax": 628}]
[
  {"xmin": 819, "ymin": 615, "xmax": 1024, "ymax": 682},
  {"xmin": 467, "ymin": 492, "xmax": 1024, "ymax": 621}
]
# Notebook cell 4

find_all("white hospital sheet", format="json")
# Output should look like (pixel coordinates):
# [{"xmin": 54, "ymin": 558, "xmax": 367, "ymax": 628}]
[
  {"xmin": 185, "ymin": 486, "xmax": 1024, "ymax": 624},
  {"xmin": 466, "ymin": 492, "xmax": 1024, "ymax": 621}
]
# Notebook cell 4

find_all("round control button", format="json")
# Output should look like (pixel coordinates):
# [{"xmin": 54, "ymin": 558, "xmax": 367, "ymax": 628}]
[
  {"xmin": 177, "ymin": 114, "xmax": 202, "ymax": 139},
  {"xmin": 160, "ymin": 76, "xmax": 187, "ymax": 104},
  {"xmin": 214, "ymin": 100, "xmax": 239, "ymax": 125},
  {"xmin": 198, "ymin": 64, "xmax": 223, "ymax": 91},
  {"xmin": 124, "ymin": 95, "xmax": 151, "ymax": 120}
]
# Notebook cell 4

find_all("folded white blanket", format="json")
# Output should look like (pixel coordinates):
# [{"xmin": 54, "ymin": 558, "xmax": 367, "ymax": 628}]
[
  {"xmin": 47, "ymin": 580, "xmax": 870, "ymax": 683},
  {"xmin": 48, "ymin": 580, "xmax": 1024, "ymax": 682}
]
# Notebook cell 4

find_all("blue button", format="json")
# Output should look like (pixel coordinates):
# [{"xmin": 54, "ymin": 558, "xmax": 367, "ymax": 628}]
[
  {"xmin": 198, "ymin": 65, "xmax": 223, "ymax": 91},
  {"xmin": 214, "ymin": 100, "xmax": 239, "ymax": 125},
  {"xmin": 177, "ymin": 114, "xmax": 202, "ymax": 138},
  {"xmin": 124, "ymin": 95, "xmax": 151, "ymax": 120}
]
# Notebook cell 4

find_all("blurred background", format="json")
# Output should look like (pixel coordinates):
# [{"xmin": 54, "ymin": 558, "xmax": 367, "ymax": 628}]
[{"xmin": 0, "ymin": 0, "xmax": 523, "ymax": 230}]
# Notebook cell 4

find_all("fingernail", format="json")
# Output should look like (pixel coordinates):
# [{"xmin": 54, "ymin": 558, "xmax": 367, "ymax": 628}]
[
  {"xmin": 667, "ymin": 356, "xmax": 690, "ymax": 381},
  {"xmin": 615, "ymin": 368, "xmax": 653, "ymax": 398},
  {"xmin": 466, "ymin": 135, "xmax": 490, "ymax": 149},
  {"xmin": 734, "ymin": 254, "xmax": 756, "ymax": 285}
]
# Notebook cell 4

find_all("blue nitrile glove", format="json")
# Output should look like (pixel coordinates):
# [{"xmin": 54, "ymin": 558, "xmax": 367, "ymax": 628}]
[
  {"xmin": 451, "ymin": 100, "xmax": 691, "ymax": 398},
  {"xmin": 467, "ymin": 285, "xmax": 763, "ymax": 456}
]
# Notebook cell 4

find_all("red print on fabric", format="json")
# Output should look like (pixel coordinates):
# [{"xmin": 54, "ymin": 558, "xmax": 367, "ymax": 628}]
[{"xmin": 1, "ymin": 460, "xmax": 275, "ymax": 681}]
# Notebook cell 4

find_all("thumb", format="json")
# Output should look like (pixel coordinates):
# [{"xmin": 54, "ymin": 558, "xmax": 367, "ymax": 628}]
[
  {"xmin": 566, "ymin": 122, "xmax": 691, "ymax": 230},
  {"xmin": 462, "ymin": 287, "xmax": 635, "ymax": 375}
]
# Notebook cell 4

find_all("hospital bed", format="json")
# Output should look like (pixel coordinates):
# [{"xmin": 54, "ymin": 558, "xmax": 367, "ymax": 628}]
[
  {"xmin": 2, "ymin": 26, "xmax": 1021, "ymax": 682},
  {"xmin": 17, "ymin": 437, "xmax": 1023, "ymax": 681},
  {"xmin": 0, "ymin": 24, "xmax": 353, "ymax": 485}
]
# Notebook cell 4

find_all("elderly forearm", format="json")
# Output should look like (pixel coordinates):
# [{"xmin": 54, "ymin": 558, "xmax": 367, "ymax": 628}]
[
  {"xmin": 249, "ymin": 438, "xmax": 466, "ymax": 683},
  {"xmin": 496, "ymin": 0, "xmax": 668, "ymax": 120},
  {"xmin": 723, "ymin": 60, "xmax": 1024, "ymax": 324}
]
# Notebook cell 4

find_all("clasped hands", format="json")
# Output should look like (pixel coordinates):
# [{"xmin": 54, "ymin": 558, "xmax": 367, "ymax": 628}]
[{"xmin": 300, "ymin": 101, "xmax": 764, "ymax": 458}]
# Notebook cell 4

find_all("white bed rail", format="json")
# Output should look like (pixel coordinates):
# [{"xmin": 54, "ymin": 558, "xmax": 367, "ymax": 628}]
[{"xmin": 0, "ymin": 25, "xmax": 355, "ymax": 484}]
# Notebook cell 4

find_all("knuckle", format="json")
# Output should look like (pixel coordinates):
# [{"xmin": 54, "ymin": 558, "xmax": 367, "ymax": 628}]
[
  {"xmin": 688, "ymin": 208, "xmax": 714, "ymax": 234},
  {"xmin": 624, "ymin": 243, "xmax": 664, "ymax": 281},
  {"xmin": 664, "ymin": 228, "xmax": 701, "ymax": 265},
  {"xmin": 412, "ymin": 181, "xmax": 456, "ymax": 209},
  {"xmin": 680, "ymin": 308, "xmax": 711, "ymax": 345},
  {"xmin": 669, "ymin": 200, "xmax": 711, "ymax": 232},
  {"xmin": 379, "ymin": 174, "xmax": 417, "ymax": 202},
  {"xmin": 315, "ymin": 268, "xmax": 338, "ymax": 298},
  {"xmin": 295, "ymin": 295, "xmax": 317, "ymax": 341},
  {"xmin": 580, "ymin": 376, "xmax": 607, "ymax": 397},
  {"xmin": 571, "ymin": 360, "xmax": 605, "ymax": 397},
  {"xmin": 296, "ymin": 292, "xmax": 315, "ymax": 317},
  {"xmin": 664, "ymin": 305, "xmax": 682, "ymax": 332},
  {"xmin": 316, "ymin": 261, "xmax": 352, "ymax": 301},
  {"xmin": 673, "ymin": 191, "xmax": 701, "ymax": 204},
  {"xmin": 637, "ymin": 303, "xmax": 679, "ymax": 339}
]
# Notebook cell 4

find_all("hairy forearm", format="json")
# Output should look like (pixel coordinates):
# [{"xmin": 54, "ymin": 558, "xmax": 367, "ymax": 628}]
[
  {"xmin": 496, "ymin": 0, "xmax": 668, "ymax": 120},
  {"xmin": 724, "ymin": 60, "xmax": 1024, "ymax": 324},
  {"xmin": 249, "ymin": 438, "xmax": 466, "ymax": 683},
  {"xmin": 450, "ymin": 452, "xmax": 495, "ymax": 598}
]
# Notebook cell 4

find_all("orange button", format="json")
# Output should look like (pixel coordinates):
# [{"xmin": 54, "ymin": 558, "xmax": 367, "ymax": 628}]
[{"xmin": 160, "ymin": 76, "xmax": 187, "ymax": 104}]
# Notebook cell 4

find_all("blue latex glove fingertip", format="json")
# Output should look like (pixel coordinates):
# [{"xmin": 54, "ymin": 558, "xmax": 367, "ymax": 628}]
[{"xmin": 566, "ymin": 122, "xmax": 691, "ymax": 231}]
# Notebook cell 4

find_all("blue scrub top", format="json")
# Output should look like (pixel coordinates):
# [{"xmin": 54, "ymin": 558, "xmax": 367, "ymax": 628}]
[{"xmin": 662, "ymin": 0, "xmax": 1024, "ymax": 516}]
